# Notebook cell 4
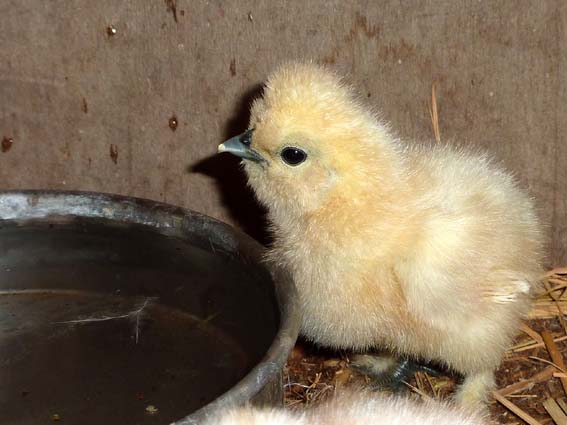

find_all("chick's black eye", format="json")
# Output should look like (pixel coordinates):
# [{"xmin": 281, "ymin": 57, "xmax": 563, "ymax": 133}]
[{"xmin": 280, "ymin": 147, "xmax": 307, "ymax": 166}]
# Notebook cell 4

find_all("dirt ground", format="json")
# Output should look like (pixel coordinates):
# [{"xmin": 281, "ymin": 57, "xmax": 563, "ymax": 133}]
[{"xmin": 283, "ymin": 269, "xmax": 567, "ymax": 425}]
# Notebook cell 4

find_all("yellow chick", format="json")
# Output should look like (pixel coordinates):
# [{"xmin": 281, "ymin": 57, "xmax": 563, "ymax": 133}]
[
  {"xmin": 218, "ymin": 63, "xmax": 544, "ymax": 407},
  {"xmin": 205, "ymin": 391, "xmax": 488, "ymax": 425}
]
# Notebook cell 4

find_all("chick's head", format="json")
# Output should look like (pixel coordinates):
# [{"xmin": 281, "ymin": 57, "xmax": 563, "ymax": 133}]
[{"xmin": 219, "ymin": 63, "xmax": 398, "ymax": 218}]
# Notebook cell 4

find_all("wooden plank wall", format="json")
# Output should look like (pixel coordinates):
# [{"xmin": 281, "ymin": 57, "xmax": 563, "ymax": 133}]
[{"xmin": 1, "ymin": 1, "xmax": 566, "ymax": 265}]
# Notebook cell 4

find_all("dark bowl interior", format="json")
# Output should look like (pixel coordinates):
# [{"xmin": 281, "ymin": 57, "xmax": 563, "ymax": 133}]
[{"xmin": 0, "ymin": 191, "xmax": 299, "ymax": 425}]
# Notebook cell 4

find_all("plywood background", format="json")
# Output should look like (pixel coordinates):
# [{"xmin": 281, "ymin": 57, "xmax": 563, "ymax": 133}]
[{"xmin": 1, "ymin": 1, "xmax": 566, "ymax": 265}]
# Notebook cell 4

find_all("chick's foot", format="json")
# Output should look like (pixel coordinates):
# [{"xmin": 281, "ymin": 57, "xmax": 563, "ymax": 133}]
[{"xmin": 350, "ymin": 353, "xmax": 443, "ymax": 392}]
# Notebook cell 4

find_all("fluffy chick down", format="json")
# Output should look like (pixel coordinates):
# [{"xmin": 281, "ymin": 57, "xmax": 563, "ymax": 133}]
[
  {"xmin": 204, "ymin": 391, "xmax": 487, "ymax": 425},
  {"xmin": 219, "ymin": 63, "xmax": 545, "ymax": 406}
]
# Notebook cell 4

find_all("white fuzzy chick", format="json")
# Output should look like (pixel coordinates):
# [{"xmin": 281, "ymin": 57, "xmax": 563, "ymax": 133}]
[
  {"xmin": 204, "ymin": 391, "xmax": 487, "ymax": 425},
  {"xmin": 218, "ymin": 63, "xmax": 545, "ymax": 407}
]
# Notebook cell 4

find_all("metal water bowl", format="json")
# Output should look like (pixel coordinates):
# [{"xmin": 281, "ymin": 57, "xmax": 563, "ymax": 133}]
[{"xmin": 0, "ymin": 191, "xmax": 300, "ymax": 425}]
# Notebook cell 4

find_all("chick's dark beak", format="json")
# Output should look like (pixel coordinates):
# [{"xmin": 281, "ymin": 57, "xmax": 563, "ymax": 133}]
[{"xmin": 218, "ymin": 129, "xmax": 265, "ymax": 163}]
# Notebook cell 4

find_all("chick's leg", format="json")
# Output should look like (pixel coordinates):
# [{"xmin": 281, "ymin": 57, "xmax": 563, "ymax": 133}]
[
  {"xmin": 454, "ymin": 369, "xmax": 495, "ymax": 408},
  {"xmin": 350, "ymin": 353, "xmax": 441, "ymax": 392}
]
